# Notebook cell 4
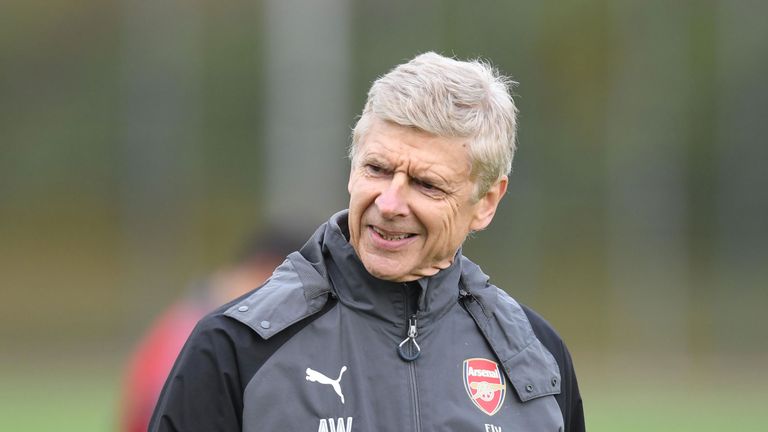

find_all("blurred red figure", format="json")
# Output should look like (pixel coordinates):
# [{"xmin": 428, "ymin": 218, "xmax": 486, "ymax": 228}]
[{"xmin": 119, "ymin": 230, "xmax": 304, "ymax": 432}]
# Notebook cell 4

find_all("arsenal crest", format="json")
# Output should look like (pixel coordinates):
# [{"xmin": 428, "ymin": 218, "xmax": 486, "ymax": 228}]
[{"xmin": 463, "ymin": 358, "xmax": 507, "ymax": 416}]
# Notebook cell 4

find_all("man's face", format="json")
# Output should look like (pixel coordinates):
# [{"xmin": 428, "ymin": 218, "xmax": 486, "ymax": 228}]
[{"xmin": 347, "ymin": 118, "xmax": 507, "ymax": 282}]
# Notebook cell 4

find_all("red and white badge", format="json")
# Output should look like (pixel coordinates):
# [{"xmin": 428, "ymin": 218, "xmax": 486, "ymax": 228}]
[{"xmin": 463, "ymin": 358, "xmax": 507, "ymax": 416}]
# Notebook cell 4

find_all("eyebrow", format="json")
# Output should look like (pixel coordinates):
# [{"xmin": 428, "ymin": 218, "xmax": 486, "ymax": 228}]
[{"xmin": 362, "ymin": 153, "xmax": 388, "ymax": 166}]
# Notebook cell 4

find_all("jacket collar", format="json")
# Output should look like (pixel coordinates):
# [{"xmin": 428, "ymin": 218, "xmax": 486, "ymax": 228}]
[{"xmin": 319, "ymin": 210, "xmax": 462, "ymax": 330}]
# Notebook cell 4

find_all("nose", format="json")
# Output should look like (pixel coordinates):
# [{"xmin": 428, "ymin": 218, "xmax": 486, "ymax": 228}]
[{"xmin": 375, "ymin": 174, "xmax": 410, "ymax": 218}]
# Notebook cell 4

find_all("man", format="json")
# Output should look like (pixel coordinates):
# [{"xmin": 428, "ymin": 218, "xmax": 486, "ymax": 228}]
[{"xmin": 150, "ymin": 52, "xmax": 585, "ymax": 431}]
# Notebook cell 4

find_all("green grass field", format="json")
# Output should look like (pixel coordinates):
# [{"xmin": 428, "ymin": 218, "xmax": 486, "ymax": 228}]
[
  {"xmin": 1, "ymin": 356, "xmax": 765, "ymax": 431},
  {"xmin": 584, "ymin": 383, "xmax": 765, "ymax": 431},
  {"xmin": 0, "ymin": 363, "xmax": 119, "ymax": 431}
]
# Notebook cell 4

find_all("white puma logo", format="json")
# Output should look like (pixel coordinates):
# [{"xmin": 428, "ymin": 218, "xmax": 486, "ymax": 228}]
[{"xmin": 306, "ymin": 366, "xmax": 348, "ymax": 404}]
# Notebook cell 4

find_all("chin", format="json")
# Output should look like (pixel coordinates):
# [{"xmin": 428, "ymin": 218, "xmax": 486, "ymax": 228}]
[
  {"xmin": 362, "ymin": 262, "xmax": 408, "ymax": 282},
  {"xmin": 366, "ymin": 267, "xmax": 404, "ymax": 282}
]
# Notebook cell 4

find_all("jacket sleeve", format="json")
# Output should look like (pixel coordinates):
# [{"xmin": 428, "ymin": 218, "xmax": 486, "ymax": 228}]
[
  {"xmin": 521, "ymin": 305, "xmax": 586, "ymax": 432},
  {"xmin": 148, "ymin": 315, "xmax": 245, "ymax": 432}
]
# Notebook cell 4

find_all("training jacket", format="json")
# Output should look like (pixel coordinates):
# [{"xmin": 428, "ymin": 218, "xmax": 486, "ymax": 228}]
[{"xmin": 150, "ymin": 210, "xmax": 585, "ymax": 432}]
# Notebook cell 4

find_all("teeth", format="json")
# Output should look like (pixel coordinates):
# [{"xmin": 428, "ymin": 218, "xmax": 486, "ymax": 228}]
[{"xmin": 373, "ymin": 226, "xmax": 411, "ymax": 241}]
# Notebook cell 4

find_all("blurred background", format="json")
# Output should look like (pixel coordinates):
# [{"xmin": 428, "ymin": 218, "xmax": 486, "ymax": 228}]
[{"xmin": 1, "ymin": 0, "xmax": 766, "ymax": 430}]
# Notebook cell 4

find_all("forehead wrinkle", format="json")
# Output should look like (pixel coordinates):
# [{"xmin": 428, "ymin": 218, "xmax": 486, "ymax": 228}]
[{"xmin": 361, "ymin": 123, "xmax": 474, "ymax": 188}]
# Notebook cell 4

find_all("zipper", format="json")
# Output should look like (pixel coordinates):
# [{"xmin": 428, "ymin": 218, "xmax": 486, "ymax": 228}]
[
  {"xmin": 408, "ymin": 348, "xmax": 422, "ymax": 432},
  {"xmin": 398, "ymin": 284, "xmax": 422, "ymax": 432}
]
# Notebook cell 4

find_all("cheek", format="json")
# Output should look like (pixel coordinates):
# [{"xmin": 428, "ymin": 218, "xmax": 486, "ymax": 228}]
[
  {"xmin": 420, "ymin": 204, "xmax": 458, "ymax": 242},
  {"xmin": 348, "ymin": 184, "xmax": 377, "ymax": 229},
  {"xmin": 441, "ymin": 200, "xmax": 462, "ymax": 229},
  {"xmin": 347, "ymin": 172, "xmax": 360, "ymax": 196},
  {"xmin": 349, "ymin": 185, "xmax": 371, "ymax": 212},
  {"xmin": 347, "ymin": 177, "xmax": 364, "ymax": 207},
  {"xmin": 435, "ymin": 201, "xmax": 470, "ymax": 245}
]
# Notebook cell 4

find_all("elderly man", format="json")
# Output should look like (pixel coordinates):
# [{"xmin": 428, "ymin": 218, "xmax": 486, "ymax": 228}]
[{"xmin": 150, "ymin": 52, "xmax": 585, "ymax": 432}]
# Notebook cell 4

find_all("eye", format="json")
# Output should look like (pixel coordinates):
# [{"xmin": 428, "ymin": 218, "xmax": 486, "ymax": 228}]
[
  {"xmin": 364, "ymin": 163, "xmax": 388, "ymax": 176},
  {"xmin": 415, "ymin": 179, "xmax": 435, "ymax": 190},
  {"xmin": 413, "ymin": 178, "xmax": 446, "ymax": 196}
]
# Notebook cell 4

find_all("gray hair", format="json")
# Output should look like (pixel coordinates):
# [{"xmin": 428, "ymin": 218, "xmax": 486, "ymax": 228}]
[{"xmin": 349, "ymin": 52, "xmax": 518, "ymax": 198}]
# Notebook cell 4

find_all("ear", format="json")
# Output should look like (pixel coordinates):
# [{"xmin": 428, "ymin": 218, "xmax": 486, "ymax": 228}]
[{"xmin": 469, "ymin": 176, "xmax": 508, "ymax": 231}]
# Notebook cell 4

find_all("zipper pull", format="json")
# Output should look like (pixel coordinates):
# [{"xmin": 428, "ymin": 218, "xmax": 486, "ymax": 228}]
[{"xmin": 398, "ymin": 314, "xmax": 421, "ymax": 362}]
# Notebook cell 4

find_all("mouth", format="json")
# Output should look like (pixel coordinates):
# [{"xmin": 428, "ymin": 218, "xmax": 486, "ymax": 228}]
[{"xmin": 369, "ymin": 225, "xmax": 417, "ymax": 244}]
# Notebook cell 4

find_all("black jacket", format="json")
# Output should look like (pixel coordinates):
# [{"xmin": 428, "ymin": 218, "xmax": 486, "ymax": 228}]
[{"xmin": 150, "ymin": 211, "xmax": 585, "ymax": 431}]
